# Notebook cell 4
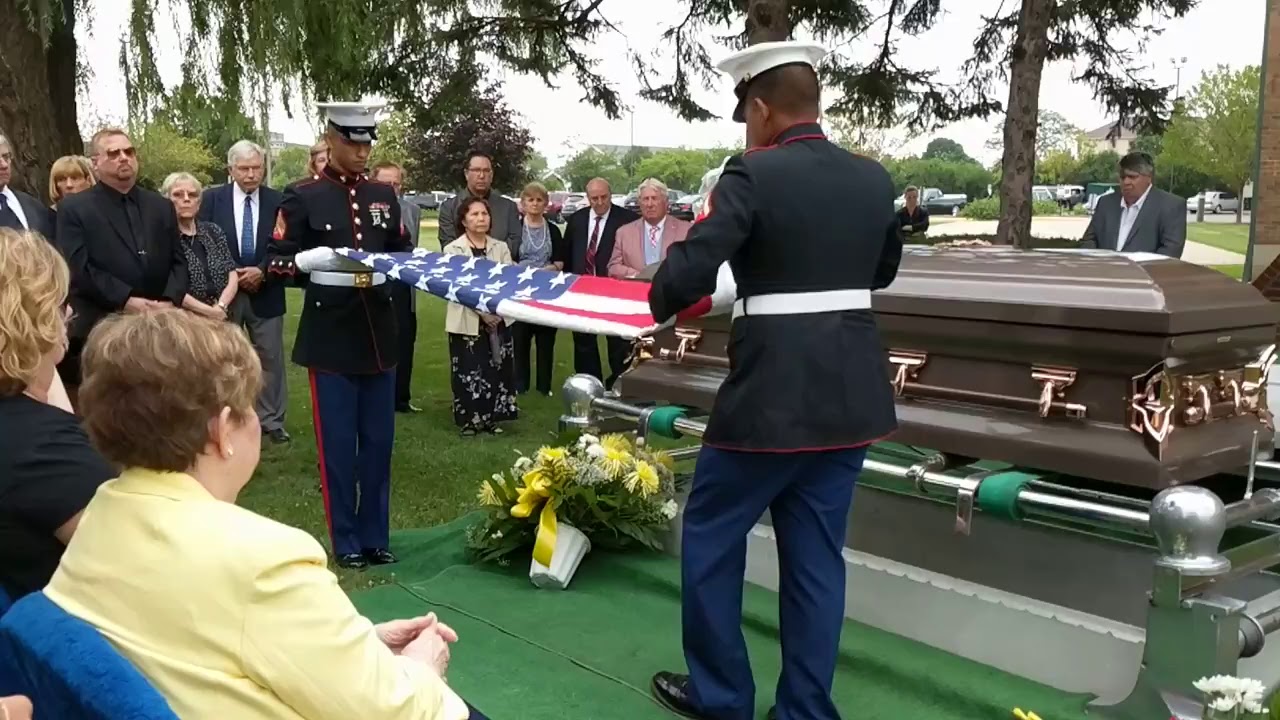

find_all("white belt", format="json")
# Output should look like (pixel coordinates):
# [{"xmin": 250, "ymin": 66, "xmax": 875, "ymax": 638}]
[
  {"xmin": 732, "ymin": 289, "xmax": 871, "ymax": 319},
  {"xmin": 309, "ymin": 270, "xmax": 387, "ymax": 288}
]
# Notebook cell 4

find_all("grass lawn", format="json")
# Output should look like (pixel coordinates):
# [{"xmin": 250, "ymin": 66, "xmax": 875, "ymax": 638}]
[
  {"xmin": 238, "ymin": 289, "xmax": 595, "ymax": 589},
  {"xmin": 1188, "ymin": 221, "xmax": 1249, "ymax": 255},
  {"xmin": 1211, "ymin": 264, "xmax": 1245, "ymax": 280}
]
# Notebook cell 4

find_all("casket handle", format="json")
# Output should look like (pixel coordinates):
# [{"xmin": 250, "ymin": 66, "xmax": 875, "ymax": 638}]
[
  {"xmin": 1031, "ymin": 367, "xmax": 1081, "ymax": 419},
  {"xmin": 888, "ymin": 350, "xmax": 928, "ymax": 397}
]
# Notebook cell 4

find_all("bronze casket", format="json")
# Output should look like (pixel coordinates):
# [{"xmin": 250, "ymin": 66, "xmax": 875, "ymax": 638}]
[{"xmin": 622, "ymin": 247, "xmax": 1280, "ymax": 489}]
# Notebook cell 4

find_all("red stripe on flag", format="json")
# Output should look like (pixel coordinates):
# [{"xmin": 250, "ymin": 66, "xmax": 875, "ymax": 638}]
[
  {"xmin": 568, "ymin": 274, "xmax": 652, "ymax": 302},
  {"xmin": 522, "ymin": 300, "xmax": 655, "ymax": 327}
]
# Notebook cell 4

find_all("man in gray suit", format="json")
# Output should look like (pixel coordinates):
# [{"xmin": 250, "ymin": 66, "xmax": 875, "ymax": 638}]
[
  {"xmin": 436, "ymin": 150, "xmax": 522, "ymax": 254},
  {"xmin": 1079, "ymin": 152, "xmax": 1186, "ymax": 258},
  {"xmin": 371, "ymin": 161, "xmax": 422, "ymax": 413}
]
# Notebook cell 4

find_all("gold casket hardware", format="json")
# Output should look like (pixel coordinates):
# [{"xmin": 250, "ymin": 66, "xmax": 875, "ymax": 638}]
[
  {"xmin": 1031, "ymin": 366, "xmax": 1085, "ymax": 419},
  {"xmin": 643, "ymin": 327, "xmax": 731, "ymax": 370},
  {"xmin": 628, "ymin": 336, "xmax": 656, "ymax": 368},
  {"xmin": 353, "ymin": 272, "xmax": 373, "ymax": 288},
  {"xmin": 1176, "ymin": 368, "xmax": 1266, "ymax": 427},
  {"xmin": 887, "ymin": 350, "xmax": 928, "ymax": 397},
  {"xmin": 885, "ymin": 351, "xmax": 1086, "ymax": 420}
]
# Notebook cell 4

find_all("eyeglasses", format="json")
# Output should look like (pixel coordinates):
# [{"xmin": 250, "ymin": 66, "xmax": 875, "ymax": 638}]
[
  {"xmin": 466, "ymin": 167, "xmax": 493, "ymax": 175},
  {"xmin": 170, "ymin": 190, "xmax": 199, "ymax": 199},
  {"xmin": 105, "ymin": 147, "xmax": 137, "ymax": 160}
]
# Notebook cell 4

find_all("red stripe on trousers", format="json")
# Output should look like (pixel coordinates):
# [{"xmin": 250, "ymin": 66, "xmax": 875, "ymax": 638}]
[{"xmin": 308, "ymin": 370, "xmax": 337, "ymax": 545}]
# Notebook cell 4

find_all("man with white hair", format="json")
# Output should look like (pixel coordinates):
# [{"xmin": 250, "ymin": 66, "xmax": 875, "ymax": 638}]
[
  {"xmin": 0, "ymin": 134, "xmax": 54, "ymax": 238},
  {"xmin": 607, "ymin": 177, "xmax": 691, "ymax": 278},
  {"xmin": 198, "ymin": 139, "xmax": 290, "ymax": 443}
]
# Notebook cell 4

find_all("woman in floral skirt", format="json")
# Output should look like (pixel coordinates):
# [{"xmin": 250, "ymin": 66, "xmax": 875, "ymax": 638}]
[{"xmin": 442, "ymin": 196, "xmax": 519, "ymax": 435}]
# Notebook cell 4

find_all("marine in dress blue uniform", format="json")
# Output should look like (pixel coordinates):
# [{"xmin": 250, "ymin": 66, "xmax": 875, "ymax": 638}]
[
  {"xmin": 647, "ymin": 42, "xmax": 903, "ymax": 720},
  {"xmin": 265, "ymin": 102, "xmax": 413, "ymax": 569}
]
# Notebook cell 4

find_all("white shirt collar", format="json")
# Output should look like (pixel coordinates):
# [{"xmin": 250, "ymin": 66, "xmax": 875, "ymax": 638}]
[
  {"xmin": 593, "ymin": 207, "xmax": 610, "ymax": 224},
  {"xmin": 644, "ymin": 216, "xmax": 667, "ymax": 235},
  {"xmin": 233, "ymin": 183, "xmax": 259, "ymax": 203},
  {"xmin": 0, "ymin": 186, "xmax": 15, "ymax": 205}
]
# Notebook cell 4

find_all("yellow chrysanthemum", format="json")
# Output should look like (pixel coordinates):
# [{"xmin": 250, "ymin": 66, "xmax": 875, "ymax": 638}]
[
  {"xmin": 477, "ymin": 479, "xmax": 501, "ymax": 506},
  {"xmin": 600, "ymin": 434, "xmax": 632, "ymax": 453},
  {"xmin": 599, "ymin": 447, "xmax": 632, "ymax": 479},
  {"xmin": 625, "ymin": 460, "xmax": 661, "ymax": 497},
  {"xmin": 649, "ymin": 449, "xmax": 675, "ymax": 470},
  {"xmin": 536, "ymin": 446, "xmax": 568, "ymax": 466}
]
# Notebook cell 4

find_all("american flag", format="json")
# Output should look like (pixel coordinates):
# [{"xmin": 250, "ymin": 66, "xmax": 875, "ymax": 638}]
[{"xmin": 336, "ymin": 248, "xmax": 674, "ymax": 338}]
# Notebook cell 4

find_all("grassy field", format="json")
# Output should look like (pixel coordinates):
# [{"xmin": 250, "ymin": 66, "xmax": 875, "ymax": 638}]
[{"xmin": 1188, "ymin": 222, "xmax": 1249, "ymax": 255}]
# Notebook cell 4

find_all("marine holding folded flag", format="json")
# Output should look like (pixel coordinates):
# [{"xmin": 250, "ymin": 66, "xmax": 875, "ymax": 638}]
[
  {"xmin": 265, "ymin": 102, "xmax": 413, "ymax": 570},
  {"xmin": 645, "ymin": 42, "xmax": 903, "ymax": 720}
]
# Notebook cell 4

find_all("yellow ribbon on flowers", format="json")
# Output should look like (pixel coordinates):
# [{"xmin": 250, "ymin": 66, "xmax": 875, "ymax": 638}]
[{"xmin": 510, "ymin": 471, "xmax": 559, "ymax": 566}]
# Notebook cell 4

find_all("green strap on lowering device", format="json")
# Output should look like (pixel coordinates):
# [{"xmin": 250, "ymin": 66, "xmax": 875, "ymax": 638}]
[
  {"xmin": 647, "ymin": 406, "xmax": 688, "ymax": 439},
  {"xmin": 976, "ymin": 471, "xmax": 1035, "ymax": 522}
]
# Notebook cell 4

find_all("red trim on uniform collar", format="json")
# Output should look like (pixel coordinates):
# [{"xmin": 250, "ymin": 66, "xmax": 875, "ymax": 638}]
[
  {"xmin": 322, "ymin": 166, "xmax": 364, "ymax": 187},
  {"xmin": 744, "ymin": 121, "xmax": 826, "ymax": 155}
]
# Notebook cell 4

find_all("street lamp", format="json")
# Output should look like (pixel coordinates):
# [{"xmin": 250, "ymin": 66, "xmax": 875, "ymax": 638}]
[{"xmin": 1172, "ymin": 56, "xmax": 1188, "ymax": 100}]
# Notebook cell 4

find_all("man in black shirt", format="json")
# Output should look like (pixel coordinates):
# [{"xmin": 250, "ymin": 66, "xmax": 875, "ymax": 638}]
[
  {"xmin": 896, "ymin": 185, "xmax": 930, "ymax": 239},
  {"xmin": 55, "ymin": 128, "xmax": 187, "ymax": 393}
]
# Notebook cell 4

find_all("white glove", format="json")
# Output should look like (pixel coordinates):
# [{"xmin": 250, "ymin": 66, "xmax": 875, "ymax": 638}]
[
  {"xmin": 295, "ymin": 247, "xmax": 369, "ymax": 273},
  {"xmin": 707, "ymin": 262, "xmax": 738, "ymax": 316}
]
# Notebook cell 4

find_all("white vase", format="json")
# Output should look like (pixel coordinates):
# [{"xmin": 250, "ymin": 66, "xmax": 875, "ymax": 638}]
[{"xmin": 529, "ymin": 523, "xmax": 591, "ymax": 590}]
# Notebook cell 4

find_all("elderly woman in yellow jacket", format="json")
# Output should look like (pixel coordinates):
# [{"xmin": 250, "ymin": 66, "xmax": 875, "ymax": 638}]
[
  {"xmin": 443, "ymin": 196, "xmax": 519, "ymax": 436},
  {"xmin": 45, "ymin": 309, "xmax": 489, "ymax": 720}
]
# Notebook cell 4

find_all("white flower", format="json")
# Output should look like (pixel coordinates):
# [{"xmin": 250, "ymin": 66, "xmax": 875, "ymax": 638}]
[
  {"xmin": 492, "ymin": 530, "xmax": 504, "ymax": 539},
  {"xmin": 513, "ymin": 456, "xmax": 533, "ymax": 471},
  {"xmin": 1239, "ymin": 677, "xmax": 1268, "ymax": 701},
  {"xmin": 661, "ymin": 499, "xmax": 679, "ymax": 520},
  {"xmin": 579, "ymin": 434, "xmax": 599, "ymax": 445},
  {"xmin": 1243, "ymin": 699, "xmax": 1266, "ymax": 714},
  {"xmin": 586, "ymin": 444, "xmax": 606, "ymax": 458},
  {"xmin": 1210, "ymin": 696, "xmax": 1239, "ymax": 712}
]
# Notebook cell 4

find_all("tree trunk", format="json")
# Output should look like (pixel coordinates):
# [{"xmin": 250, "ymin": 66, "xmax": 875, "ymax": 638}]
[
  {"xmin": 745, "ymin": 0, "xmax": 790, "ymax": 44},
  {"xmin": 1239, "ymin": 183, "xmax": 1246, "ymax": 224},
  {"xmin": 0, "ymin": 0, "xmax": 82, "ymax": 205},
  {"xmin": 995, "ymin": 0, "xmax": 1055, "ymax": 248}
]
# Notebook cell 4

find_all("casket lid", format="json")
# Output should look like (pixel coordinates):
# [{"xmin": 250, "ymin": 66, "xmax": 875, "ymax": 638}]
[{"xmin": 873, "ymin": 247, "xmax": 1277, "ymax": 334}]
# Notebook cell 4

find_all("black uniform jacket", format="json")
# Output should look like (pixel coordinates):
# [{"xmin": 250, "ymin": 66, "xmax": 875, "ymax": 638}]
[
  {"xmin": 265, "ymin": 167, "xmax": 412, "ymax": 375},
  {"xmin": 649, "ymin": 122, "xmax": 903, "ymax": 452}
]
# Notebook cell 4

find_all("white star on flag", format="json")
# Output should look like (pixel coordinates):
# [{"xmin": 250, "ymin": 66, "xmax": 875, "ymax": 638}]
[
  {"xmin": 483, "ymin": 281, "xmax": 506, "ymax": 293},
  {"xmin": 550, "ymin": 273, "xmax": 569, "ymax": 288},
  {"xmin": 445, "ymin": 284, "xmax": 459, "ymax": 303},
  {"xmin": 477, "ymin": 294, "xmax": 491, "ymax": 312},
  {"xmin": 435, "ymin": 254, "xmax": 453, "ymax": 265},
  {"xmin": 488, "ymin": 263, "xmax": 505, "ymax": 278},
  {"xmin": 457, "ymin": 273, "xmax": 477, "ymax": 285},
  {"xmin": 518, "ymin": 266, "xmax": 537, "ymax": 283},
  {"xmin": 389, "ymin": 267, "xmax": 403, "ymax": 280},
  {"xmin": 412, "ymin": 248, "xmax": 429, "ymax": 257},
  {"xmin": 462, "ymin": 256, "xmax": 479, "ymax": 270},
  {"xmin": 512, "ymin": 286, "xmax": 535, "ymax": 299}
]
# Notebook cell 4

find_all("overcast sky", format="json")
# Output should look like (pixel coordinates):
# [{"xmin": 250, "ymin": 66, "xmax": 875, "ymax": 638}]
[{"xmin": 80, "ymin": 0, "xmax": 1265, "ymax": 169}]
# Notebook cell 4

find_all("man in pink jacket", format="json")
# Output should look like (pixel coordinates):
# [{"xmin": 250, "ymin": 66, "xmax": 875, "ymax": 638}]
[{"xmin": 607, "ymin": 178, "xmax": 691, "ymax": 278}]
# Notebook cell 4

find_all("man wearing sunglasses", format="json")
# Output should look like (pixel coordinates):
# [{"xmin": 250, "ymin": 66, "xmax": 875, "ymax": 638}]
[{"xmin": 55, "ymin": 128, "xmax": 188, "ymax": 402}]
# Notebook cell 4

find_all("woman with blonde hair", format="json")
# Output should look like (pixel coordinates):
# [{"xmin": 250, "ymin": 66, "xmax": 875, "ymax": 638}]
[
  {"xmin": 47, "ymin": 156, "xmax": 95, "ymax": 208},
  {"xmin": 44, "ymin": 309, "xmax": 489, "ymax": 720},
  {"xmin": 0, "ymin": 228, "xmax": 114, "ymax": 601},
  {"xmin": 307, "ymin": 138, "xmax": 328, "ymax": 178}
]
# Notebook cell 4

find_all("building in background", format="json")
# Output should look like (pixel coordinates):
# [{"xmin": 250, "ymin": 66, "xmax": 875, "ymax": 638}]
[{"xmin": 1083, "ymin": 122, "xmax": 1138, "ymax": 156}]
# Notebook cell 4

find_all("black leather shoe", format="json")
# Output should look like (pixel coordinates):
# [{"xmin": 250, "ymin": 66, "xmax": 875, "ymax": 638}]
[
  {"xmin": 395, "ymin": 403, "xmax": 422, "ymax": 414},
  {"xmin": 364, "ymin": 548, "xmax": 398, "ymax": 565},
  {"xmin": 265, "ymin": 428, "xmax": 291, "ymax": 444},
  {"xmin": 650, "ymin": 672, "xmax": 708, "ymax": 719},
  {"xmin": 336, "ymin": 553, "xmax": 368, "ymax": 569}
]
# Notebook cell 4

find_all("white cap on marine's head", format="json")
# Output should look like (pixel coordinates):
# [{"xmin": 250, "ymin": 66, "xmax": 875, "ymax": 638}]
[
  {"xmin": 318, "ymin": 101, "xmax": 386, "ymax": 143},
  {"xmin": 715, "ymin": 41, "xmax": 827, "ymax": 123}
]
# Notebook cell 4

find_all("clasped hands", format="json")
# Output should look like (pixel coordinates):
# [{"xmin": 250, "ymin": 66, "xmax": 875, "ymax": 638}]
[{"xmin": 374, "ymin": 612, "xmax": 459, "ymax": 678}]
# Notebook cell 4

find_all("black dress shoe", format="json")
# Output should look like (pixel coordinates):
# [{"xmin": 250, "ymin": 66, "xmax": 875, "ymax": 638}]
[
  {"xmin": 395, "ymin": 403, "xmax": 422, "ymax": 413},
  {"xmin": 264, "ymin": 428, "xmax": 291, "ymax": 444},
  {"xmin": 336, "ymin": 553, "xmax": 368, "ymax": 569},
  {"xmin": 650, "ymin": 672, "xmax": 708, "ymax": 719},
  {"xmin": 364, "ymin": 548, "xmax": 398, "ymax": 565}
]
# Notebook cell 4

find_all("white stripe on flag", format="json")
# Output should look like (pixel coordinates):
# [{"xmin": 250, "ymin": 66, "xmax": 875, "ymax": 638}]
[
  {"xmin": 539, "ymin": 288, "xmax": 652, "ymax": 315},
  {"xmin": 493, "ymin": 299, "xmax": 664, "ymax": 339}
]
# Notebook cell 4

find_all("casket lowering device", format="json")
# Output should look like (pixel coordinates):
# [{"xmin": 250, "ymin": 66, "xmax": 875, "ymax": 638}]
[{"xmin": 556, "ymin": 248, "xmax": 1280, "ymax": 720}]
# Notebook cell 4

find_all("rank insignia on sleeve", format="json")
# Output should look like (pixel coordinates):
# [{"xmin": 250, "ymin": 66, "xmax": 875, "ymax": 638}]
[{"xmin": 272, "ymin": 210, "xmax": 287, "ymax": 240}]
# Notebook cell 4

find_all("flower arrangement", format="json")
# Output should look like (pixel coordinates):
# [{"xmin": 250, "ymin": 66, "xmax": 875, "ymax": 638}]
[
  {"xmin": 466, "ymin": 432, "xmax": 684, "ymax": 569},
  {"xmin": 1192, "ymin": 675, "xmax": 1269, "ymax": 718}
]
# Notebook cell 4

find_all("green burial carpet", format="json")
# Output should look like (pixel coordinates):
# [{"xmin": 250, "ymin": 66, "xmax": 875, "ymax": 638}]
[{"xmin": 350, "ymin": 515, "xmax": 1092, "ymax": 720}]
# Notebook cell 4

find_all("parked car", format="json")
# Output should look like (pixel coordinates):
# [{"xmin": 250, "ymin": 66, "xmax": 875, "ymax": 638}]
[
  {"xmin": 1187, "ymin": 191, "xmax": 1240, "ymax": 214},
  {"xmin": 561, "ymin": 193, "xmax": 589, "ymax": 216},
  {"xmin": 670, "ymin": 194, "xmax": 700, "ymax": 221},
  {"xmin": 894, "ymin": 187, "xmax": 968, "ymax": 216},
  {"xmin": 624, "ymin": 189, "xmax": 685, "ymax": 213},
  {"xmin": 547, "ymin": 192, "xmax": 569, "ymax": 223},
  {"xmin": 407, "ymin": 190, "xmax": 453, "ymax": 210},
  {"xmin": 1056, "ymin": 185, "xmax": 1085, "ymax": 208}
]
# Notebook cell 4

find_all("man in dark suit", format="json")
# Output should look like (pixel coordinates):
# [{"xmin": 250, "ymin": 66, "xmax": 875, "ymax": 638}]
[
  {"xmin": 198, "ymin": 140, "xmax": 290, "ymax": 443},
  {"xmin": 56, "ymin": 127, "xmax": 187, "ymax": 396},
  {"xmin": 562, "ymin": 177, "xmax": 639, "ymax": 388},
  {"xmin": 0, "ymin": 134, "xmax": 55, "ymax": 239},
  {"xmin": 370, "ymin": 161, "xmax": 422, "ymax": 413},
  {"xmin": 1080, "ymin": 151, "xmax": 1186, "ymax": 257}
]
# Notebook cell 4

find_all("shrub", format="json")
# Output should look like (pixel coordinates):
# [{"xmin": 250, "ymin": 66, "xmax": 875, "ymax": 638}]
[
  {"xmin": 960, "ymin": 197, "xmax": 1000, "ymax": 220},
  {"xmin": 1032, "ymin": 200, "xmax": 1063, "ymax": 216}
]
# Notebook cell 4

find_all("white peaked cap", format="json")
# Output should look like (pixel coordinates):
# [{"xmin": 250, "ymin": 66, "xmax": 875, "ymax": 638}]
[
  {"xmin": 715, "ymin": 41, "xmax": 827, "ymax": 122},
  {"xmin": 317, "ymin": 102, "xmax": 386, "ymax": 143}
]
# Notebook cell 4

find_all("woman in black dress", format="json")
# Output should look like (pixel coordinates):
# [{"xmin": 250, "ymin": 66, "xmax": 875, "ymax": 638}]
[
  {"xmin": 161, "ymin": 173, "xmax": 240, "ymax": 322},
  {"xmin": 442, "ymin": 196, "xmax": 519, "ymax": 435}
]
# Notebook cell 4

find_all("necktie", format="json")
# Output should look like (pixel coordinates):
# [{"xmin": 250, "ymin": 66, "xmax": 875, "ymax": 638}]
[
  {"xmin": 241, "ymin": 195, "xmax": 255, "ymax": 259},
  {"xmin": 0, "ymin": 194, "xmax": 24, "ymax": 230},
  {"xmin": 649, "ymin": 225, "xmax": 659, "ymax": 252},
  {"xmin": 585, "ymin": 215, "xmax": 603, "ymax": 274}
]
